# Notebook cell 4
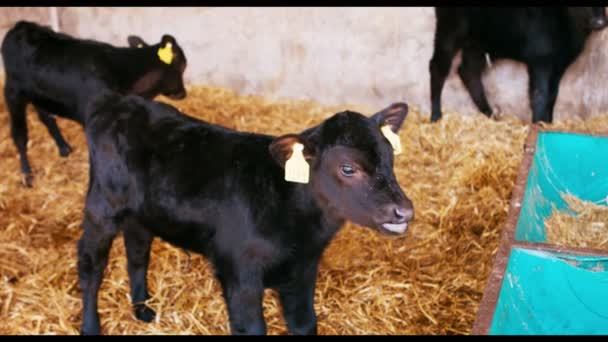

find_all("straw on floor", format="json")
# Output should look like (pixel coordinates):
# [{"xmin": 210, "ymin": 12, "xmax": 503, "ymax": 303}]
[
  {"xmin": 545, "ymin": 194, "xmax": 608, "ymax": 251},
  {"xmin": 1, "ymin": 85, "xmax": 608, "ymax": 335}
]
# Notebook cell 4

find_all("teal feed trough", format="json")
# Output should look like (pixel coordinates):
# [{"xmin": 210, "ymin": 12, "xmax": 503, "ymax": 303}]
[
  {"xmin": 489, "ymin": 248, "xmax": 608, "ymax": 335},
  {"xmin": 516, "ymin": 131, "xmax": 608, "ymax": 243},
  {"xmin": 473, "ymin": 128, "xmax": 608, "ymax": 335}
]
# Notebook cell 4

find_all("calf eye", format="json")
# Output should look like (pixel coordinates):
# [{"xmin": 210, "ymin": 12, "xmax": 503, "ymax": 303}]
[{"xmin": 340, "ymin": 164, "xmax": 356, "ymax": 177}]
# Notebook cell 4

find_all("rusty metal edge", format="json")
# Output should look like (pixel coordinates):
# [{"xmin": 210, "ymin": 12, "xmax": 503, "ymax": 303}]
[
  {"xmin": 471, "ymin": 125, "xmax": 539, "ymax": 335},
  {"xmin": 511, "ymin": 241, "xmax": 608, "ymax": 257},
  {"xmin": 471, "ymin": 125, "xmax": 608, "ymax": 335},
  {"xmin": 535, "ymin": 125, "xmax": 608, "ymax": 138}
]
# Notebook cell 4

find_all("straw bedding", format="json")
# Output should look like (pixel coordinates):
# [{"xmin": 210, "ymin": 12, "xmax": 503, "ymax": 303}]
[
  {"xmin": 1, "ymin": 85, "xmax": 608, "ymax": 335},
  {"xmin": 545, "ymin": 194, "xmax": 608, "ymax": 251}
]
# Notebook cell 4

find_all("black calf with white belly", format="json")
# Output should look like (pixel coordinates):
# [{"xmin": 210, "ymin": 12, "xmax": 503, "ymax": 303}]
[{"xmin": 78, "ymin": 92, "xmax": 414, "ymax": 335}]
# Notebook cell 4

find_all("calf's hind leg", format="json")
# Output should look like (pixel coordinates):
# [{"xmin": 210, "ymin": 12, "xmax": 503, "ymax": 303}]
[
  {"xmin": 458, "ymin": 46, "xmax": 493, "ymax": 118},
  {"xmin": 77, "ymin": 212, "xmax": 118, "ymax": 335},
  {"xmin": 34, "ymin": 106, "xmax": 73, "ymax": 157},
  {"xmin": 528, "ymin": 62, "xmax": 566, "ymax": 124},
  {"xmin": 5, "ymin": 83, "xmax": 33, "ymax": 186},
  {"xmin": 123, "ymin": 222, "xmax": 156, "ymax": 322},
  {"xmin": 429, "ymin": 10, "xmax": 468, "ymax": 122}
]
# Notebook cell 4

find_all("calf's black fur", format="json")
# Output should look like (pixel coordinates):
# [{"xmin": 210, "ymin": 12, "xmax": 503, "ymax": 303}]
[
  {"xmin": 1, "ymin": 20, "xmax": 188, "ymax": 186},
  {"xmin": 430, "ymin": 7, "xmax": 607, "ymax": 123},
  {"xmin": 78, "ymin": 92, "xmax": 415, "ymax": 335}
]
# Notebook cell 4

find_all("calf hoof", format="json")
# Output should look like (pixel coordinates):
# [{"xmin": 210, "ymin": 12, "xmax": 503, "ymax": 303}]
[
  {"xmin": 430, "ymin": 115, "xmax": 442, "ymax": 123},
  {"xmin": 59, "ymin": 144, "xmax": 73, "ymax": 157},
  {"xmin": 290, "ymin": 325, "xmax": 317, "ymax": 335},
  {"xmin": 21, "ymin": 173, "xmax": 33, "ymax": 188},
  {"xmin": 487, "ymin": 105, "xmax": 500, "ymax": 120},
  {"xmin": 134, "ymin": 304, "xmax": 156, "ymax": 323},
  {"xmin": 80, "ymin": 323, "xmax": 101, "ymax": 336},
  {"xmin": 287, "ymin": 317, "xmax": 318, "ymax": 335},
  {"xmin": 231, "ymin": 322, "xmax": 267, "ymax": 335}
]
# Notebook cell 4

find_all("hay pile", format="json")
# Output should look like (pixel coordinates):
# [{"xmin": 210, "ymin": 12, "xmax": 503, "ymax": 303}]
[
  {"xmin": 1, "ymin": 85, "xmax": 608, "ymax": 335},
  {"xmin": 545, "ymin": 194, "xmax": 608, "ymax": 251}
]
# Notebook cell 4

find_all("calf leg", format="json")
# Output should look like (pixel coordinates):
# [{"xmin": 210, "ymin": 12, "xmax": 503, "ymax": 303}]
[
  {"xmin": 544, "ymin": 64, "xmax": 568, "ymax": 124},
  {"xmin": 430, "ymin": 44, "xmax": 459, "ymax": 122},
  {"xmin": 217, "ymin": 265, "xmax": 266, "ymax": 335},
  {"xmin": 528, "ymin": 63, "xmax": 565, "ymax": 124},
  {"xmin": 77, "ymin": 212, "xmax": 118, "ymax": 335},
  {"xmin": 34, "ymin": 106, "xmax": 73, "ymax": 157},
  {"xmin": 5, "ymin": 83, "xmax": 33, "ymax": 187},
  {"xmin": 123, "ymin": 223, "xmax": 155, "ymax": 323},
  {"xmin": 278, "ymin": 263, "xmax": 319, "ymax": 335},
  {"xmin": 429, "ymin": 14, "xmax": 467, "ymax": 122},
  {"xmin": 458, "ymin": 46, "xmax": 493, "ymax": 118}
]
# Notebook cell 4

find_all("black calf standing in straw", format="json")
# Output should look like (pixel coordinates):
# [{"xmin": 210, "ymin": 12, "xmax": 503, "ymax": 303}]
[
  {"xmin": 1, "ymin": 20, "xmax": 188, "ymax": 186},
  {"xmin": 429, "ymin": 7, "xmax": 608, "ymax": 123},
  {"xmin": 78, "ymin": 92, "xmax": 414, "ymax": 335}
]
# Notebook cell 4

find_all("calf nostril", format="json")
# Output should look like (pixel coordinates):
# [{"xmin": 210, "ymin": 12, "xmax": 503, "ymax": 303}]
[
  {"xmin": 394, "ymin": 207, "xmax": 413, "ymax": 222},
  {"xmin": 395, "ymin": 207, "xmax": 406, "ymax": 218}
]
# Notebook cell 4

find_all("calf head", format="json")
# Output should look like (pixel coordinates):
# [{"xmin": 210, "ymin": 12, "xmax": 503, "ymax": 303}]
[
  {"xmin": 127, "ymin": 34, "xmax": 188, "ymax": 100},
  {"xmin": 270, "ymin": 103, "xmax": 414, "ymax": 236}
]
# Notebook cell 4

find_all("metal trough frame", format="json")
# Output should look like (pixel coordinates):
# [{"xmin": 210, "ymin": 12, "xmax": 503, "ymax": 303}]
[{"xmin": 472, "ymin": 126, "xmax": 608, "ymax": 335}]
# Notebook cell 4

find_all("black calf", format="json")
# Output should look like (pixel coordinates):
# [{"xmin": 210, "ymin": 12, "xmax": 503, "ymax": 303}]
[
  {"xmin": 78, "ymin": 92, "xmax": 415, "ymax": 335},
  {"xmin": 429, "ymin": 7, "xmax": 607, "ymax": 123},
  {"xmin": 1, "ymin": 20, "xmax": 188, "ymax": 186}
]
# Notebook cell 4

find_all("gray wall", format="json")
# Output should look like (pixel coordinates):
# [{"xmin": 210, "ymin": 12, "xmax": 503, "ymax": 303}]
[{"xmin": 2, "ymin": 7, "xmax": 608, "ymax": 121}]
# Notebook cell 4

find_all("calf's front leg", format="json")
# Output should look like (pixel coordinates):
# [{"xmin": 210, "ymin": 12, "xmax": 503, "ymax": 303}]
[
  {"xmin": 34, "ymin": 106, "xmax": 73, "ymax": 157},
  {"xmin": 217, "ymin": 266, "xmax": 267, "ymax": 335},
  {"xmin": 277, "ymin": 264, "xmax": 319, "ymax": 335}
]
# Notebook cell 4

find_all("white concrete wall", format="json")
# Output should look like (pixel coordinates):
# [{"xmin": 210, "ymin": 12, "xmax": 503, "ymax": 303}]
[{"xmin": 2, "ymin": 7, "xmax": 608, "ymax": 121}]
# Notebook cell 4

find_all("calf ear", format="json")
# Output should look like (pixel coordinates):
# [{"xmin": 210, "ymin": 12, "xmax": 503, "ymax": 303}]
[
  {"xmin": 269, "ymin": 134, "xmax": 316, "ymax": 168},
  {"xmin": 127, "ymin": 35, "xmax": 148, "ymax": 48},
  {"xmin": 160, "ymin": 34, "xmax": 177, "ymax": 46},
  {"xmin": 371, "ymin": 102, "xmax": 409, "ymax": 133}
]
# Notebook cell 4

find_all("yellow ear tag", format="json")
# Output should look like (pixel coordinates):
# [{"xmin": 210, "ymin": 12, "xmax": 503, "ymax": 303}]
[
  {"xmin": 137, "ymin": 43, "xmax": 144, "ymax": 48},
  {"xmin": 381, "ymin": 125, "xmax": 402, "ymax": 155},
  {"xmin": 157, "ymin": 42, "xmax": 173, "ymax": 65},
  {"xmin": 284, "ymin": 143, "xmax": 310, "ymax": 184}
]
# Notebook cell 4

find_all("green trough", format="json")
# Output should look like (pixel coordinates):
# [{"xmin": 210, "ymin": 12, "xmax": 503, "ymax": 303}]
[{"xmin": 473, "ymin": 128, "xmax": 608, "ymax": 335}]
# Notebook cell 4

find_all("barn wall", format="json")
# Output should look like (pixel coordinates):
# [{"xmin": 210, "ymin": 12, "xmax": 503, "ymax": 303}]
[{"xmin": 2, "ymin": 7, "xmax": 608, "ymax": 121}]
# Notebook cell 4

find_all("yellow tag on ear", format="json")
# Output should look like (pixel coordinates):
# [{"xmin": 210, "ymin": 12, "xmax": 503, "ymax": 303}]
[
  {"xmin": 157, "ymin": 42, "xmax": 173, "ymax": 65},
  {"xmin": 381, "ymin": 125, "xmax": 402, "ymax": 155},
  {"xmin": 137, "ymin": 43, "xmax": 144, "ymax": 48},
  {"xmin": 284, "ymin": 143, "xmax": 310, "ymax": 184}
]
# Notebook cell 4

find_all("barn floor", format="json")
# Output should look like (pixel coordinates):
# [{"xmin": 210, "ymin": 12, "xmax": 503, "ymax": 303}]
[{"xmin": 1, "ymin": 85, "xmax": 607, "ymax": 335}]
